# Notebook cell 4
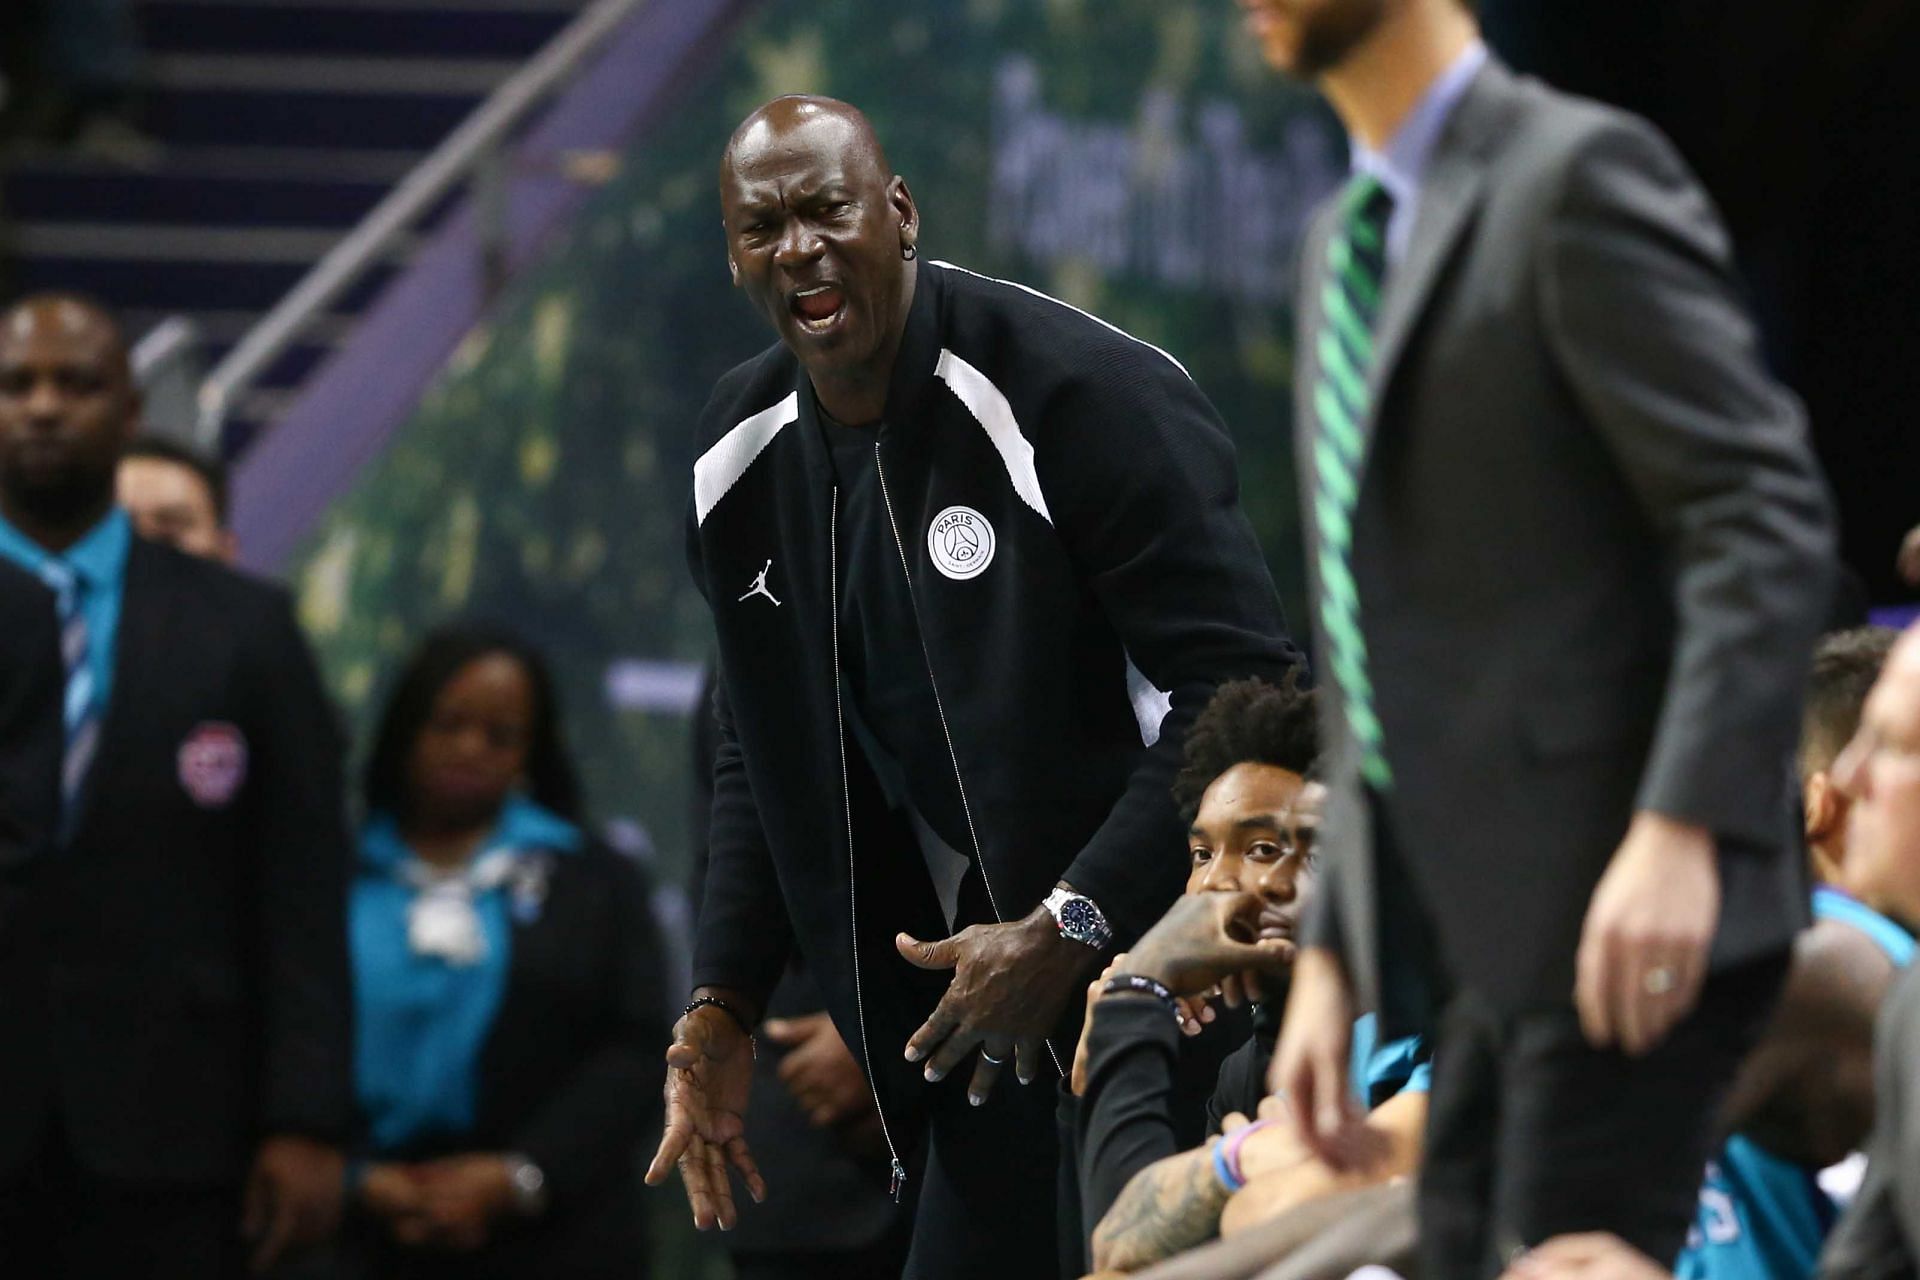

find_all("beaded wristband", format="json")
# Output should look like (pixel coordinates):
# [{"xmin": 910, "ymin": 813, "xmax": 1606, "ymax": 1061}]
[
  {"xmin": 1102, "ymin": 972, "xmax": 1175, "ymax": 1002},
  {"xmin": 684, "ymin": 994, "xmax": 754, "ymax": 1037},
  {"xmin": 1102, "ymin": 973, "xmax": 1182, "ymax": 1025}
]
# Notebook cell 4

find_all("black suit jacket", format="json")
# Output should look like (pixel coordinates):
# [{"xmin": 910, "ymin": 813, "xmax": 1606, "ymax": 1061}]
[
  {"xmin": 356, "ymin": 840, "xmax": 669, "ymax": 1274},
  {"xmin": 0, "ymin": 560, "xmax": 61, "ymax": 869},
  {"xmin": 1296, "ymin": 59, "xmax": 1835, "ymax": 1016},
  {"xmin": 0, "ymin": 537, "xmax": 354, "ymax": 1182}
]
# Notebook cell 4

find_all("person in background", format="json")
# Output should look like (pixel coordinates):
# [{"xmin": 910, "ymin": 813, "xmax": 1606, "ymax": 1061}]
[
  {"xmin": 343, "ymin": 624, "xmax": 668, "ymax": 1279},
  {"xmin": 0, "ymin": 291, "xmax": 353, "ymax": 1276},
  {"xmin": 687, "ymin": 665, "xmax": 912, "ymax": 1280},
  {"xmin": 117, "ymin": 434, "xmax": 235, "ymax": 564}
]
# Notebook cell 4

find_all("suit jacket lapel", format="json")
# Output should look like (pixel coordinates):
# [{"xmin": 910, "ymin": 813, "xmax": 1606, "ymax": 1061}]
[
  {"xmin": 1356, "ymin": 60, "xmax": 1514, "ymax": 478},
  {"xmin": 75, "ymin": 540, "xmax": 169, "ymax": 838}
]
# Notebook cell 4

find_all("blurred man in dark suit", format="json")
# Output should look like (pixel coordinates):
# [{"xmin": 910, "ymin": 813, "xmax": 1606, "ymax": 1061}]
[
  {"xmin": 0, "ymin": 293, "xmax": 353, "ymax": 1277},
  {"xmin": 0, "ymin": 558, "xmax": 61, "ymax": 869}
]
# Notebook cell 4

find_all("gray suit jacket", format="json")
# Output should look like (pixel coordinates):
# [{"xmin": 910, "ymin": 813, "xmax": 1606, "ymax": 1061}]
[
  {"xmin": 1295, "ymin": 58, "xmax": 1835, "ymax": 1016},
  {"xmin": 1822, "ymin": 964, "xmax": 1920, "ymax": 1280}
]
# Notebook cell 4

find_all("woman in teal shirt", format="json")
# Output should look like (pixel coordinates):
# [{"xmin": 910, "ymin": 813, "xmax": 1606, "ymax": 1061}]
[{"xmin": 342, "ymin": 625, "xmax": 667, "ymax": 1278}]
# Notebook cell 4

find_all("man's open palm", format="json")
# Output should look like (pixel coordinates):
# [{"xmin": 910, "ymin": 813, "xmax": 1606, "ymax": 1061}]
[{"xmin": 644, "ymin": 1007, "xmax": 765, "ymax": 1230}]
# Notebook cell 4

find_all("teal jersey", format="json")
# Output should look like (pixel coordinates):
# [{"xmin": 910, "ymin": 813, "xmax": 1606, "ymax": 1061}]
[
  {"xmin": 1348, "ymin": 1012, "xmax": 1433, "ymax": 1109},
  {"xmin": 1675, "ymin": 889, "xmax": 1913, "ymax": 1280}
]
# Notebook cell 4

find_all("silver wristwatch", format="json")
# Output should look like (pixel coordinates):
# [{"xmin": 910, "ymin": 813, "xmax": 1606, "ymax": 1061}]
[
  {"xmin": 502, "ymin": 1153, "xmax": 548, "ymax": 1216},
  {"xmin": 1043, "ymin": 886, "xmax": 1114, "ymax": 951}
]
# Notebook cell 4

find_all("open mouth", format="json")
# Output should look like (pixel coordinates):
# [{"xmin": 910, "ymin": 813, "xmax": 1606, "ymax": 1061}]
[{"xmin": 788, "ymin": 283, "xmax": 847, "ymax": 334}]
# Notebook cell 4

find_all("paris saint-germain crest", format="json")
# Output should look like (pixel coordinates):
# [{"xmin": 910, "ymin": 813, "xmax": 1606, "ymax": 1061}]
[{"xmin": 928, "ymin": 506, "xmax": 996, "ymax": 581}]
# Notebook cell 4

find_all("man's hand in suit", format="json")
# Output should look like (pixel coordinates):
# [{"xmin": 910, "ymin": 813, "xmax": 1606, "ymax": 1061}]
[
  {"xmin": 764, "ymin": 1012, "xmax": 871, "ymax": 1129},
  {"xmin": 645, "ymin": 993, "xmax": 766, "ymax": 1230},
  {"xmin": 412, "ymin": 1154, "xmax": 518, "ymax": 1251},
  {"xmin": 1575, "ymin": 812, "xmax": 1721, "ymax": 1056},
  {"xmin": 242, "ymin": 1134, "xmax": 346, "ymax": 1272},
  {"xmin": 1268, "ymin": 946, "xmax": 1370, "ymax": 1172}
]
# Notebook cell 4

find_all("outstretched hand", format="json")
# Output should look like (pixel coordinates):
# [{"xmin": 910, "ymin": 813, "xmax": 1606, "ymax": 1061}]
[
  {"xmin": 899, "ymin": 903, "xmax": 1102, "ymax": 1106},
  {"xmin": 765, "ymin": 1012, "xmax": 871, "ymax": 1129},
  {"xmin": 644, "ymin": 1000, "xmax": 766, "ymax": 1230}
]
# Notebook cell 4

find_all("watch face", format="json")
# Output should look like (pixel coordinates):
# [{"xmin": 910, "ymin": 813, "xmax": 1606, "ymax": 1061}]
[{"xmin": 1061, "ymin": 899, "xmax": 1097, "ymax": 938}]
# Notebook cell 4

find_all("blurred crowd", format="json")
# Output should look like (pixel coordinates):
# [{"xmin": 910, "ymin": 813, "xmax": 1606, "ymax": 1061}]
[
  {"xmin": 0, "ymin": 295, "xmax": 669, "ymax": 1277},
  {"xmin": 0, "ymin": 1, "xmax": 148, "ymax": 155}
]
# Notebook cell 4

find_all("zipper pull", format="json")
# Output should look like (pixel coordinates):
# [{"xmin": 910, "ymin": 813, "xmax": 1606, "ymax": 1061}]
[{"xmin": 889, "ymin": 1157, "xmax": 908, "ymax": 1202}]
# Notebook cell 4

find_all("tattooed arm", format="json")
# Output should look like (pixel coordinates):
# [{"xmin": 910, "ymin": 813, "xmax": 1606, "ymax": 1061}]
[{"xmin": 1091, "ymin": 1141, "xmax": 1234, "ymax": 1273}]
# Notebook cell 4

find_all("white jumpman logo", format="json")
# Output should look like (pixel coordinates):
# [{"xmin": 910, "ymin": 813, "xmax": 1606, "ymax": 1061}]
[{"xmin": 739, "ymin": 559, "xmax": 781, "ymax": 607}]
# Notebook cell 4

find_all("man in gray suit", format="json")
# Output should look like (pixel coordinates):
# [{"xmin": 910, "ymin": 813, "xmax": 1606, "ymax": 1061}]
[{"xmin": 1239, "ymin": 0, "xmax": 1838, "ymax": 1273}]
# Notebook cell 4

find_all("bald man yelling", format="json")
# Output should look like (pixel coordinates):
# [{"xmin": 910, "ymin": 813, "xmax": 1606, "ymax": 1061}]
[{"xmin": 647, "ymin": 97, "xmax": 1306, "ymax": 1276}]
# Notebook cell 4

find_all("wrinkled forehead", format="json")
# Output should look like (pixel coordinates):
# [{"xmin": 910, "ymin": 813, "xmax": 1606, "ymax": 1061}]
[{"xmin": 723, "ymin": 115, "xmax": 875, "ymax": 200}]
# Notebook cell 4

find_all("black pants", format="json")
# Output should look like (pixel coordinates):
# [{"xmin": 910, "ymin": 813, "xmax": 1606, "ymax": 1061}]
[
  {"xmin": 732, "ymin": 1234, "xmax": 913, "ymax": 1280},
  {"xmin": 0, "ymin": 1124, "xmax": 244, "ymax": 1278},
  {"xmin": 901, "ymin": 1063, "xmax": 1064, "ymax": 1280},
  {"xmin": 1419, "ymin": 953, "xmax": 1790, "ymax": 1280}
]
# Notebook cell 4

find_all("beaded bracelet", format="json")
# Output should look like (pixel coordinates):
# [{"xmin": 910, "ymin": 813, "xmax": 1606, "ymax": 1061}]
[
  {"xmin": 684, "ymin": 994, "xmax": 754, "ymax": 1037},
  {"xmin": 1102, "ymin": 972, "xmax": 1182, "ymax": 1024}
]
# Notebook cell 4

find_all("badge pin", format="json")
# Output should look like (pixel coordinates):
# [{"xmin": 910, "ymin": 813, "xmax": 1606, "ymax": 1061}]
[
  {"xmin": 177, "ymin": 722, "xmax": 248, "ymax": 809},
  {"xmin": 928, "ymin": 506, "xmax": 996, "ymax": 580}
]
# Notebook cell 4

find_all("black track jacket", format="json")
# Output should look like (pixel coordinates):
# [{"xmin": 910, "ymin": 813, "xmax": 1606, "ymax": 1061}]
[{"xmin": 686, "ymin": 260, "xmax": 1301, "ymax": 1159}]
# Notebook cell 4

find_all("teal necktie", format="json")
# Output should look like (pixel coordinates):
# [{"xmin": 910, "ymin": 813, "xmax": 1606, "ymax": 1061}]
[{"xmin": 1312, "ymin": 174, "xmax": 1396, "ymax": 790}]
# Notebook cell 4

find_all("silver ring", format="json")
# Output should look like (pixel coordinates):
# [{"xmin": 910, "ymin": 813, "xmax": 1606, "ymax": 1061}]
[
  {"xmin": 1643, "ymin": 966, "xmax": 1677, "ymax": 996},
  {"xmin": 980, "ymin": 1050, "xmax": 1005, "ymax": 1065}
]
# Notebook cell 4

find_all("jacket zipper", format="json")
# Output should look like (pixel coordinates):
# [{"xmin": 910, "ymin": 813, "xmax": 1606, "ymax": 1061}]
[
  {"xmin": 832, "ymin": 486, "xmax": 909, "ymax": 1201},
  {"xmin": 873, "ymin": 444, "xmax": 1067, "ymax": 1079}
]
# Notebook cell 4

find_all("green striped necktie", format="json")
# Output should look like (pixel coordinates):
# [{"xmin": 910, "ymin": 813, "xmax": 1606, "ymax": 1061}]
[{"xmin": 1312, "ymin": 173, "xmax": 1396, "ymax": 790}]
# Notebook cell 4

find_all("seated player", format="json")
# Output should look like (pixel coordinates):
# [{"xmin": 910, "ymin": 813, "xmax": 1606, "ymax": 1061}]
[{"xmin": 1070, "ymin": 677, "xmax": 1432, "ymax": 1275}]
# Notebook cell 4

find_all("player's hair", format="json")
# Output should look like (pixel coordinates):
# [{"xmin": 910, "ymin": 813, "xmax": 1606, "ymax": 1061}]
[
  {"xmin": 123, "ymin": 435, "xmax": 230, "ymax": 524},
  {"xmin": 364, "ymin": 623, "xmax": 582, "ymax": 824},
  {"xmin": 1172, "ymin": 671, "xmax": 1319, "ymax": 823},
  {"xmin": 1803, "ymin": 626, "xmax": 1899, "ymax": 776}
]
